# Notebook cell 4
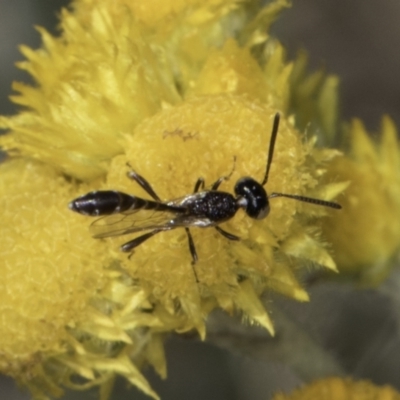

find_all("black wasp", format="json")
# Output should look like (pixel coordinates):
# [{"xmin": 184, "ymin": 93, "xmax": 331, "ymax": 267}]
[{"xmin": 69, "ymin": 113, "xmax": 341, "ymax": 265}]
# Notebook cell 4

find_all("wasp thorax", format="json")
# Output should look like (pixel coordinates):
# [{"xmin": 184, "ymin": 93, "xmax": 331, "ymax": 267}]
[{"xmin": 234, "ymin": 177, "xmax": 270, "ymax": 219}]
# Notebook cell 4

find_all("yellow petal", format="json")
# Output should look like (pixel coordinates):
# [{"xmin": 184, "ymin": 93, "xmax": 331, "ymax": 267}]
[
  {"xmin": 281, "ymin": 231, "xmax": 338, "ymax": 272},
  {"xmin": 235, "ymin": 280, "xmax": 275, "ymax": 335}
]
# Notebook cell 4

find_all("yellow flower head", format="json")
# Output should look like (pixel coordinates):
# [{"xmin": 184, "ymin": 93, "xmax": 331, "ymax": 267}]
[
  {"xmin": 320, "ymin": 116, "xmax": 400, "ymax": 284},
  {"xmin": 0, "ymin": 160, "xmax": 172, "ymax": 398},
  {"xmin": 0, "ymin": 0, "xmax": 290, "ymax": 181},
  {"xmin": 273, "ymin": 377, "xmax": 400, "ymax": 400},
  {"xmin": 84, "ymin": 94, "xmax": 339, "ymax": 338},
  {"xmin": 0, "ymin": 160, "xmax": 105, "ymax": 362}
]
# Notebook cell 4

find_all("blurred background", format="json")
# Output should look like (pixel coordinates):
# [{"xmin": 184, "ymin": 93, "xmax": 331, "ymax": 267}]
[{"xmin": 1, "ymin": 0, "xmax": 400, "ymax": 399}]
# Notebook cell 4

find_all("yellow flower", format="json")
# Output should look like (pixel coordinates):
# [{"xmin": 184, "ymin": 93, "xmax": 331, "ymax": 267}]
[
  {"xmin": 100, "ymin": 94, "xmax": 340, "ymax": 334},
  {"xmin": 272, "ymin": 377, "xmax": 400, "ymax": 400},
  {"xmin": 0, "ymin": 159, "xmax": 167, "ymax": 398},
  {"xmin": 0, "ymin": 159, "xmax": 103, "ymax": 362},
  {"xmin": 320, "ymin": 116, "xmax": 400, "ymax": 284},
  {"xmin": 0, "ymin": 1, "xmax": 181, "ymax": 180},
  {"xmin": 0, "ymin": 0, "xmax": 290, "ymax": 181},
  {"xmin": 0, "ymin": 0, "xmax": 345, "ymax": 398}
]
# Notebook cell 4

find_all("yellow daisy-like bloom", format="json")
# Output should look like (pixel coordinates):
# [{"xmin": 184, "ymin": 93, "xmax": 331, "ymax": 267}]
[
  {"xmin": 0, "ymin": 0, "xmax": 290, "ymax": 180},
  {"xmin": 0, "ymin": 0, "xmax": 344, "ymax": 398},
  {"xmin": 0, "ymin": 159, "xmax": 104, "ymax": 366},
  {"xmin": 320, "ymin": 117, "xmax": 400, "ymax": 284},
  {"xmin": 272, "ymin": 377, "xmax": 400, "ymax": 400},
  {"xmin": 0, "ymin": 159, "xmax": 168, "ymax": 399},
  {"xmin": 100, "ymin": 94, "xmax": 340, "ymax": 336}
]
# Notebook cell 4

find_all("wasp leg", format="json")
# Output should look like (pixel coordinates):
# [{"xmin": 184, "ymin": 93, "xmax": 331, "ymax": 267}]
[
  {"xmin": 185, "ymin": 228, "xmax": 198, "ymax": 263},
  {"xmin": 215, "ymin": 226, "xmax": 240, "ymax": 241},
  {"xmin": 193, "ymin": 177, "xmax": 205, "ymax": 193},
  {"xmin": 185, "ymin": 228, "xmax": 199, "ymax": 282},
  {"xmin": 121, "ymin": 229, "xmax": 163, "ymax": 253},
  {"xmin": 211, "ymin": 156, "xmax": 236, "ymax": 190},
  {"xmin": 126, "ymin": 163, "xmax": 161, "ymax": 201}
]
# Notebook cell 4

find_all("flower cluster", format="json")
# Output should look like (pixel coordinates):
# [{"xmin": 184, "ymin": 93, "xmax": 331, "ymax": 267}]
[{"xmin": 2, "ymin": 0, "xmax": 392, "ymax": 398}]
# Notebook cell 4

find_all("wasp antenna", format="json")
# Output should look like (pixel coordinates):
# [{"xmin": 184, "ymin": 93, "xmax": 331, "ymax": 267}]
[
  {"xmin": 261, "ymin": 113, "xmax": 280, "ymax": 186},
  {"xmin": 269, "ymin": 192, "xmax": 342, "ymax": 209},
  {"xmin": 228, "ymin": 155, "xmax": 237, "ymax": 180}
]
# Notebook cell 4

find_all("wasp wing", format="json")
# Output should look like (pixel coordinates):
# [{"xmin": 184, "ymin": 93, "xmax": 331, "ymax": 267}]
[
  {"xmin": 88, "ymin": 192, "xmax": 216, "ymax": 238},
  {"xmin": 89, "ymin": 206, "xmax": 187, "ymax": 238}
]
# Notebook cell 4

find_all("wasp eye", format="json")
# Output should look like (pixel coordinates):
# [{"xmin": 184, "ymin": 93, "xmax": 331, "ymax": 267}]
[{"xmin": 234, "ymin": 177, "xmax": 270, "ymax": 219}]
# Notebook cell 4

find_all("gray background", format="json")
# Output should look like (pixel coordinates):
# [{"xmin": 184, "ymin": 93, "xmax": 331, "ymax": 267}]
[{"xmin": 1, "ymin": 1, "xmax": 400, "ymax": 399}]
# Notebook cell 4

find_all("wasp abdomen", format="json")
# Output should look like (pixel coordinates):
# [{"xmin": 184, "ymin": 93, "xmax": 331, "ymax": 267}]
[
  {"xmin": 69, "ymin": 190, "xmax": 186, "ymax": 216},
  {"xmin": 69, "ymin": 191, "xmax": 144, "ymax": 216}
]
